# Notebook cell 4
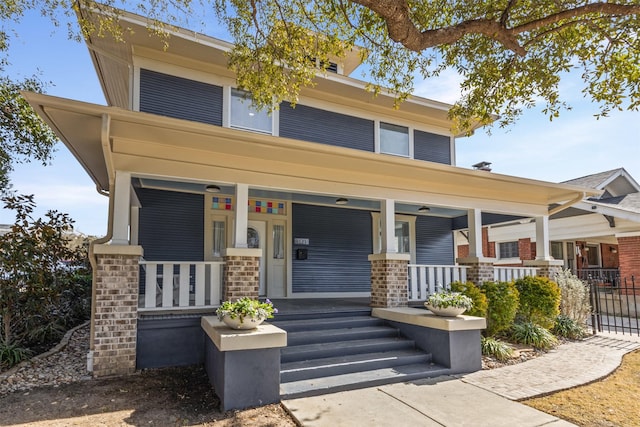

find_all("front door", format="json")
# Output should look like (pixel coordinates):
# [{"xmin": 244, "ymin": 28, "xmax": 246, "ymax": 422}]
[{"xmin": 248, "ymin": 220, "xmax": 267, "ymax": 296}]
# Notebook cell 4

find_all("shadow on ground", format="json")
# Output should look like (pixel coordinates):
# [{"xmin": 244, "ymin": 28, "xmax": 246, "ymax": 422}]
[{"xmin": 0, "ymin": 365, "xmax": 295, "ymax": 426}]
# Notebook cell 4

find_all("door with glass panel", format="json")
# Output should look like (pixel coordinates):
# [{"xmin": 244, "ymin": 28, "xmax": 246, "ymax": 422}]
[{"xmin": 269, "ymin": 221, "xmax": 286, "ymax": 298}]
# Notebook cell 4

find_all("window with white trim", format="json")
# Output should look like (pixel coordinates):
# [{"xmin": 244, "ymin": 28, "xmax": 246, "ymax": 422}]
[
  {"xmin": 550, "ymin": 241, "xmax": 564, "ymax": 260},
  {"xmin": 230, "ymin": 88, "xmax": 273, "ymax": 134},
  {"xmin": 498, "ymin": 241, "xmax": 519, "ymax": 259},
  {"xmin": 379, "ymin": 122, "xmax": 410, "ymax": 157},
  {"xmin": 371, "ymin": 213, "xmax": 416, "ymax": 263}
]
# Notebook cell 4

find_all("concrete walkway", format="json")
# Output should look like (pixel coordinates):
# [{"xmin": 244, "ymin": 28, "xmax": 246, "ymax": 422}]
[{"xmin": 282, "ymin": 333, "xmax": 640, "ymax": 426}]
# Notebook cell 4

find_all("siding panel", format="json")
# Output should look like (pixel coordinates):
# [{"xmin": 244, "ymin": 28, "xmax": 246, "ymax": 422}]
[
  {"xmin": 280, "ymin": 103, "xmax": 374, "ymax": 152},
  {"xmin": 137, "ymin": 188, "xmax": 204, "ymax": 261},
  {"xmin": 414, "ymin": 130, "xmax": 451, "ymax": 164},
  {"xmin": 139, "ymin": 69, "xmax": 223, "ymax": 126},
  {"xmin": 292, "ymin": 204, "xmax": 372, "ymax": 293},
  {"xmin": 415, "ymin": 216, "xmax": 455, "ymax": 265}
]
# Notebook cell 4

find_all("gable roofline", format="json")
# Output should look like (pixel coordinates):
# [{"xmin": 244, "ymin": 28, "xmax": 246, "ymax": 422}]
[
  {"xmin": 76, "ymin": 5, "xmax": 486, "ymax": 136},
  {"xmin": 562, "ymin": 167, "xmax": 640, "ymax": 193}
]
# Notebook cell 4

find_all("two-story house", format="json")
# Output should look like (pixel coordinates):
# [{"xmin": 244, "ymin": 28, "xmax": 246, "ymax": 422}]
[{"xmin": 24, "ymin": 6, "xmax": 597, "ymax": 379}]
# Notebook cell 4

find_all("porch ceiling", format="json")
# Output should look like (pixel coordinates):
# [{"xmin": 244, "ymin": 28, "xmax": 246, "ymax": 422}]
[{"xmin": 24, "ymin": 92, "xmax": 601, "ymax": 217}]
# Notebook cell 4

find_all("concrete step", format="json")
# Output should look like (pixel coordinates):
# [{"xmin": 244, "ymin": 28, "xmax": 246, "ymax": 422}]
[
  {"xmin": 286, "ymin": 326, "xmax": 398, "ymax": 346},
  {"xmin": 281, "ymin": 349, "xmax": 432, "ymax": 382},
  {"xmin": 273, "ymin": 315, "xmax": 384, "ymax": 332},
  {"xmin": 280, "ymin": 363, "xmax": 450, "ymax": 399},
  {"xmin": 273, "ymin": 309, "xmax": 372, "ymax": 322},
  {"xmin": 281, "ymin": 337, "xmax": 415, "ymax": 363}
]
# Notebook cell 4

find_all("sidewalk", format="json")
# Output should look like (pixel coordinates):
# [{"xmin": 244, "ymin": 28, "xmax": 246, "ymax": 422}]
[{"xmin": 282, "ymin": 333, "xmax": 640, "ymax": 426}]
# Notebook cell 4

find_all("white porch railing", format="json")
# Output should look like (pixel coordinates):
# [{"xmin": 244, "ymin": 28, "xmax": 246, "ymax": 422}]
[
  {"xmin": 139, "ymin": 261, "xmax": 224, "ymax": 311},
  {"xmin": 493, "ymin": 266, "xmax": 538, "ymax": 282},
  {"xmin": 408, "ymin": 264, "xmax": 469, "ymax": 301}
]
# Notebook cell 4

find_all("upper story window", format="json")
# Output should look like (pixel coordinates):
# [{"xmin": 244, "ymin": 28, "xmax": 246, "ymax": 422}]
[
  {"xmin": 379, "ymin": 122, "xmax": 410, "ymax": 157},
  {"xmin": 499, "ymin": 241, "xmax": 519, "ymax": 259},
  {"xmin": 230, "ymin": 88, "xmax": 273, "ymax": 134}
]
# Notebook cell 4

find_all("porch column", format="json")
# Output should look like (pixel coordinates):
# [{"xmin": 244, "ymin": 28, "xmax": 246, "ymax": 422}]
[
  {"xmin": 223, "ymin": 183, "xmax": 261, "ymax": 301},
  {"xmin": 534, "ymin": 216, "xmax": 553, "ymax": 261},
  {"xmin": 90, "ymin": 244, "xmax": 143, "ymax": 377},
  {"xmin": 380, "ymin": 198, "xmax": 397, "ymax": 253},
  {"xmin": 523, "ymin": 216, "xmax": 563, "ymax": 279},
  {"xmin": 369, "ymin": 199, "xmax": 410, "ymax": 308},
  {"xmin": 112, "ymin": 171, "xmax": 132, "ymax": 245},
  {"xmin": 616, "ymin": 232, "xmax": 640, "ymax": 294},
  {"xmin": 467, "ymin": 209, "xmax": 483, "ymax": 258},
  {"xmin": 457, "ymin": 209, "xmax": 495, "ymax": 285}
]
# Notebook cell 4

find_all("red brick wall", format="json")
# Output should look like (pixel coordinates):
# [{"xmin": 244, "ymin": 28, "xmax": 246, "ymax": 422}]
[
  {"xmin": 458, "ymin": 244, "xmax": 470, "ymax": 258},
  {"xmin": 601, "ymin": 243, "xmax": 620, "ymax": 269},
  {"xmin": 618, "ymin": 236, "xmax": 640, "ymax": 283},
  {"xmin": 518, "ymin": 238, "xmax": 533, "ymax": 261},
  {"xmin": 482, "ymin": 227, "xmax": 496, "ymax": 258}
]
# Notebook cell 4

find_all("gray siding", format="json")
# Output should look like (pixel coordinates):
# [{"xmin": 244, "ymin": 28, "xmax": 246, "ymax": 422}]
[
  {"xmin": 415, "ymin": 216, "xmax": 455, "ymax": 264},
  {"xmin": 139, "ymin": 69, "xmax": 223, "ymax": 126},
  {"xmin": 137, "ymin": 316, "xmax": 205, "ymax": 369},
  {"xmin": 279, "ymin": 103, "xmax": 374, "ymax": 152},
  {"xmin": 414, "ymin": 130, "xmax": 451, "ymax": 164},
  {"xmin": 137, "ymin": 188, "xmax": 204, "ymax": 261},
  {"xmin": 292, "ymin": 204, "xmax": 372, "ymax": 293}
]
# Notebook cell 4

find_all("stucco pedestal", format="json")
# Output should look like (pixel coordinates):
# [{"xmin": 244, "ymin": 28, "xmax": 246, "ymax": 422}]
[
  {"xmin": 201, "ymin": 316, "xmax": 287, "ymax": 411},
  {"xmin": 372, "ymin": 307, "xmax": 486, "ymax": 374}
]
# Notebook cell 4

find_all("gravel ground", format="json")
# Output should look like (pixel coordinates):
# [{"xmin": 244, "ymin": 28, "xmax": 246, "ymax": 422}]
[{"xmin": 0, "ymin": 322, "xmax": 92, "ymax": 396}]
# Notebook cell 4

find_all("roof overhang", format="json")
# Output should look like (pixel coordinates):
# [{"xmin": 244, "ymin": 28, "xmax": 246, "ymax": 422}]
[{"xmin": 25, "ymin": 92, "xmax": 600, "ymax": 217}]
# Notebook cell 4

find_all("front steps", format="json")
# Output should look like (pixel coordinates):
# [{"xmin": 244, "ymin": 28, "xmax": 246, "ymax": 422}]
[{"xmin": 272, "ymin": 310, "xmax": 449, "ymax": 399}]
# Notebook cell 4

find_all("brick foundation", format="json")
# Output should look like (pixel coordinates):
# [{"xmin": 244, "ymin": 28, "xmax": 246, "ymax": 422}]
[
  {"xmin": 91, "ymin": 245, "xmax": 142, "ymax": 378},
  {"xmin": 524, "ymin": 260, "xmax": 564, "ymax": 281},
  {"xmin": 369, "ymin": 254, "xmax": 410, "ymax": 308},
  {"xmin": 223, "ymin": 248, "xmax": 261, "ymax": 301},
  {"xmin": 457, "ymin": 257, "xmax": 495, "ymax": 285}
]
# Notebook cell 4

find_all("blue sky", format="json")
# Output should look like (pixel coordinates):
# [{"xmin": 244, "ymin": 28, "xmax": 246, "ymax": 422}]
[{"xmin": 2, "ymin": 10, "xmax": 639, "ymax": 236}]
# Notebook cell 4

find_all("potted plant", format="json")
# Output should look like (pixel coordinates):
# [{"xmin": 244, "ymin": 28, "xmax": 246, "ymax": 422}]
[
  {"xmin": 216, "ymin": 297, "xmax": 278, "ymax": 329},
  {"xmin": 425, "ymin": 291, "xmax": 473, "ymax": 317}
]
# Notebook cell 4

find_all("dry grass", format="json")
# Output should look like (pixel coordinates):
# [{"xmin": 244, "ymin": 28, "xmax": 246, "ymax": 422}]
[{"xmin": 524, "ymin": 349, "xmax": 640, "ymax": 426}]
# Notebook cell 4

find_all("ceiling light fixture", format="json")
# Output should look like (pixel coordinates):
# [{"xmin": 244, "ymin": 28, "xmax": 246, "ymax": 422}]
[
  {"xmin": 335, "ymin": 197, "xmax": 349, "ymax": 205},
  {"xmin": 418, "ymin": 206, "xmax": 431, "ymax": 213},
  {"xmin": 205, "ymin": 184, "xmax": 221, "ymax": 193}
]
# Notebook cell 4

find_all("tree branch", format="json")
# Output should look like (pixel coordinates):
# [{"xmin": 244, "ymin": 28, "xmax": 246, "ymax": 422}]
[{"xmin": 350, "ymin": 0, "xmax": 640, "ymax": 57}]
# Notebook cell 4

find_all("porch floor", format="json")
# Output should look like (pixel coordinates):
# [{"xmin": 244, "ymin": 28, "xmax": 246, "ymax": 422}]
[{"xmin": 269, "ymin": 298, "xmax": 371, "ymax": 315}]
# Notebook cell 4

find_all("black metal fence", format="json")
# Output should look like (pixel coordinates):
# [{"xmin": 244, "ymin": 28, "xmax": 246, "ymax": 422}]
[{"xmin": 589, "ymin": 276, "xmax": 639, "ymax": 336}]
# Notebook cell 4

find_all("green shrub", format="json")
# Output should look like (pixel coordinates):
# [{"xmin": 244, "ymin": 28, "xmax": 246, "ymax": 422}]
[
  {"xmin": 450, "ymin": 281, "xmax": 488, "ymax": 317},
  {"xmin": 481, "ymin": 337, "xmax": 514, "ymax": 361},
  {"xmin": 514, "ymin": 276, "xmax": 561, "ymax": 329},
  {"xmin": 553, "ymin": 314, "xmax": 589, "ymax": 340},
  {"xmin": 554, "ymin": 269, "xmax": 591, "ymax": 324},
  {"xmin": 481, "ymin": 281, "xmax": 519, "ymax": 337},
  {"xmin": 0, "ymin": 339, "xmax": 32, "ymax": 370},
  {"xmin": 511, "ymin": 322, "xmax": 558, "ymax": 350}
]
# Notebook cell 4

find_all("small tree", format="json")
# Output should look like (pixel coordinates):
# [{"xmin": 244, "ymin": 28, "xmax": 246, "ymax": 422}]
[{"xmin": 0, "ymin": 194, "xmax": 88, "ymax": 367}]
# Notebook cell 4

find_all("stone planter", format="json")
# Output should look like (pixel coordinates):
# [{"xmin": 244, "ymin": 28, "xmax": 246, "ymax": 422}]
[
  {"xmin": 424, "ymin": 304, "xmax": 466, "ymax": 317},
  {"xmin": 221, "ymin": 315, "xmax": 266, "ymax": 330}
]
